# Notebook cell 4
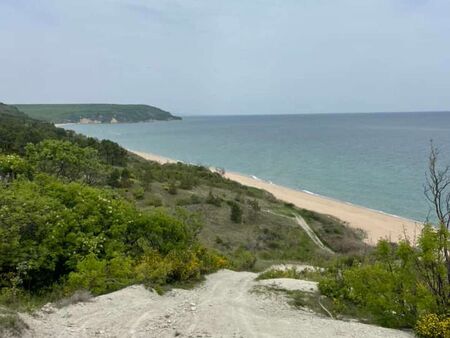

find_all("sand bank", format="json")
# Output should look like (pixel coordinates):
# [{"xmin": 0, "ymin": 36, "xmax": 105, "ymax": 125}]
[{"xmin": 131, "ymin": 150, "xmax": 422, "ymax": 244}]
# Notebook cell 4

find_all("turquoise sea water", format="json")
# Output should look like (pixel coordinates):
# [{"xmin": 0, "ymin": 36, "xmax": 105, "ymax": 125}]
[{"xmin": 64, "ymin": 112, "xmax": 450, "ymax": 221}]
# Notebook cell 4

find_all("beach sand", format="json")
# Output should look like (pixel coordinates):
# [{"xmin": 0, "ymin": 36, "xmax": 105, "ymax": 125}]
[{"xmin": 131, "ymin": 150, "xmax": 422, "ymax": 245}]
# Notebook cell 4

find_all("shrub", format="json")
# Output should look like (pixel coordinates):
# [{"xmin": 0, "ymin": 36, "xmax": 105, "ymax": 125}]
[
  {"xmin": 179, "ymin": 174, "xmax": 197, "ymax": 190},
  {"xmin": 66, "ymin": 254, "xmax": 135, "ymax": 295},
  {"xmin": 25, "ymin": 140, "xmax": 103, "ymax": 184},
  {"xmin": 319, "ymin": 235, "xmax": 447, "ymax": 329},
  {"xmin": 166, "ymin": 250, "xmax": 201, "ymax": 281},
  {"xmin": 167, "ymin": 181, "xmax": 178, "ymax": 195},
  {"xmin": 133, "ymin": 186, "xmax": 145, "ymax": 200},
  {"xmin": 55, "ymin": 290, "xmax": 92, "ymax": 308},
  {"xmin": 248, "ymin": 199, "xmax": 261, "ymax": 212},
  {"xmin": 134, "ymin": 250, "xmax": 173, "ymax": 286},
  {"xmin": 176, "ymin": 194, "xmax": 202, "ymax": 206},
  {"xmin": 231, "ymin": 247, "xmax": 256, "ymax": 270},
  {"xmin": 107, "ymin": 168, "xmax": 121, "ymax": 188},
  {"xmin": 229, "ymin": 202, "xmax": 243, "ymax": 223},
  {"xmin": 147, "ymin": 195, "xmax": 163, "ymax": 207},
  {"xmin": 0, "ymin": 154, "xmax": 32, "ymax": 181},
  {"xmin": 206, "ymin": 191, "xmax": 222, "ymax": 207},
  {"xmin": 120, "ymin": 168, "xmax": 132, "ymax": 188},
  {"xmin": 415, "ymin": 314, "xmax": 450, "ymax": 338},
  {"xmin": 0, "ymin": 309, "xmax": 28, "ymax": 337},
  {"xmin": 195, "ymin": 246, "xmax": 229, "ymax": 273},
  {"xmin": 257, "ymin": 267, "xmax": 322, "ymax": 281}
]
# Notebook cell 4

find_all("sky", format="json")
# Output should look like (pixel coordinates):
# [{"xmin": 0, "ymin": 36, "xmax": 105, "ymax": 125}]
[{"xmin": 1, "ymin": 0, "xmax": 450, "ymax": 116}]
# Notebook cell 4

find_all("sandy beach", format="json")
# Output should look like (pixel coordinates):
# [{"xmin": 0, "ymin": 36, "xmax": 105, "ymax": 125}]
[{"xmin": 131, "ymin": 150, "xmax": 422, "ymax": 244}]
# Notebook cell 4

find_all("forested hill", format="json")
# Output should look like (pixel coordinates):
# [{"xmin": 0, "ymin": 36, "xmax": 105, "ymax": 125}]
[{"xmin": 14, "ymin": 103, "xmax": 181, "ymax": 123}]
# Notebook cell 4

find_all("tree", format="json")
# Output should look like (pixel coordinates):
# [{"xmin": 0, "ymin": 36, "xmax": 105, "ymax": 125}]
[
  {"xmin": 0, "ymin": 154, "xmax": 32, "ymax": 181},
  {"xmin": 25, "ymin": 140, "xmax": 103, "ymax": 184},
  {"xmin": 230, "ymin": 202, "xmax": 243, "ymax": 223},
  {"xmin": 422, "ymin": 143, "xmax": 450, "ymax": 313}
]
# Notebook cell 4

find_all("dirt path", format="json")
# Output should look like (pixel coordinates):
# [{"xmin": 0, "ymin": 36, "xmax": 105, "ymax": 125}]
[
  {"xmin": 21, "ymin": 270, "xmax": 412, "ymax": 338},
  {"xmin": 264, "ymin": 210, "xmax": 334, "ymax": 254},
  {"xmin": 294, "ymin": 215, "xmax": 334, "ymax": 254}
]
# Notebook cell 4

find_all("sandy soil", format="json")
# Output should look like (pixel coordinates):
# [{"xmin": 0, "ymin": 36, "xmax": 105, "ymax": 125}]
[
  {"xmin": 131, "ymin": 150, "xmax": 422, "ymax": 244},
  {"xmin": 21, "ymin": 270, "xmax": 413, "ymax": 338}
]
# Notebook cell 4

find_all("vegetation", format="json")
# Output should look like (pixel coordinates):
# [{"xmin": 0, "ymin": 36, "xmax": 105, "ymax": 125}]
[
  {"xmin": 256, "ymin": 267, "xmax": 323, "ymax": 282},
  {"xmin": 315, "ymin": 146, "xmax": 450, "ymax": 336},
  {"xmin": 0, "ymin": 103, "xmax": 360, "ymax": 320},
  {"xmin": 15, "ymin": 103, "xmax": 181, "ymax": 123},
  {"xmin": 6, "ymin": 102, "xmax": 447, "ymax": 335}
]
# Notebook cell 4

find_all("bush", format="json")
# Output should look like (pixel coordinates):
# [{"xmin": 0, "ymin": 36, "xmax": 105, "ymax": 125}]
[
  {"xmin": 231, "ymin": 248, "xmax": 256, "ymax": 270},
  {"xmin": 25, "ymin": 140, "xmax": 103, "ymax": 184},
  {"xmin": 55, "ymin": 290, "xmax": 92, "ymax": 308},
  {"xmin": 107, "ymin": 168, "xmax": 121, "ymax": 188},
  {"xmin": 415, "ymin": 314, "xmax": 450, "ymax": 338},
  {"xmin": 206, "ymin": 191, "xmax": 222, "ymax": 207},
  {"xmin": 134, "ymin": 250, "xmax": 173, "ymax": 286},
  {"xmin": 66, "ymin": 254, "xmax": 135, "ymax": 295},
  {"xmin": 176, "ymin": 194, "xmax": 202, "ymax": 206},
  {"xmin": 229, "ymin": 202, "xmax": 243, "ymax": 223},
  {"xmin": 147, "ymin": 195, "xmax": 163, "ymax": 207},
  {"xmin": 167, "ymin": 181, "xmax": 178, "ymax": 195},
  {"xmin": 248, "ymin": 199, "xmax": 261, "ymax": 212},
  {"xmin": 0, "ymin": 309, "xmax": 28, "ymax": 337},
  {"xmin": 319, "ymin": 235, "xmax": 448, "ymax": 329},
  {"xmin": 179, "ymin": 174, "xmax": 197, "ymax": 190},
  {"xmin": 133, "ymin": 186, "xmax": 145, "ymax": 200},
  {"xmin": 0, "ymin": 154, "xmax": 32, "ymax": 181}
]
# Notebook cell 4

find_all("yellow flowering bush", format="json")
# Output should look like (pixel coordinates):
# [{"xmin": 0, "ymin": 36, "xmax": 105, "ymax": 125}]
[{"xmin": 415, "ymin": 314, "xmax": 450, "ymax": 338}]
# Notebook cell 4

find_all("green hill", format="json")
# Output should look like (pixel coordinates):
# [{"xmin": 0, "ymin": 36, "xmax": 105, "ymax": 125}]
[{"xmin": 14, "ymin": 103, "xmax": 181, "ymax": 123}]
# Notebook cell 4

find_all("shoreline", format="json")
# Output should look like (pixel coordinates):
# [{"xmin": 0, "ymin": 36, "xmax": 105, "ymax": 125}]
[{"xmin": 130, "ymin": 150, "xmax": 422, "ymax": 245}]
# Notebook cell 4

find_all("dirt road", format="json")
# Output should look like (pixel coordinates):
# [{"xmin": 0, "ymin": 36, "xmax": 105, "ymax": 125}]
[{"xmin": 21, "ymin": 270, "xmax": 412, "ymax": 338}]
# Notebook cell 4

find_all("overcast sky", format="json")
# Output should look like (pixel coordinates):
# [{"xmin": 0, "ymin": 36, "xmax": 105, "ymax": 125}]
[{"xmin": 1, "ymin": 0, "xmax": 449, "ymax": 115}]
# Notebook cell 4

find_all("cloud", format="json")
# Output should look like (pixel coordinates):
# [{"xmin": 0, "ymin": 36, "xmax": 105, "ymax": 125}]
[{"xmin": 1, "ymin": 0, "xmax": 450, "ymax": 114}]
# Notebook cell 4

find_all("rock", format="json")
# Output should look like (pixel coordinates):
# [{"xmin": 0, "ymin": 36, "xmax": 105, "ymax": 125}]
[{"xmin": 41, "ymin": 303, "xmax": 56, "ymax": 314}]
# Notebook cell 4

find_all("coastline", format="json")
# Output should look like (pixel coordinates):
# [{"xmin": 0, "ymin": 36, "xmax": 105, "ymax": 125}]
[{"xmin": 131, "ymin": 150, "xmax": 422, "ymax": 245}]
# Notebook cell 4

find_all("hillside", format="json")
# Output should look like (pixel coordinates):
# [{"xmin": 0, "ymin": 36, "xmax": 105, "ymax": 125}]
[
  {"xmin": 1, "ymin": 103, "xmax": 447, "ymax": 337},
  {"xmin": 14, "ymin": 103, "xmax": 181, "ymax": 123}
]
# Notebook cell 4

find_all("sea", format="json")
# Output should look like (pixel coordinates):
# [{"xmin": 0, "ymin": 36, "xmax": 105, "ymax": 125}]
[{"xmin": 64, "ymin": 112, "xmax": 450, "ymax": 222}]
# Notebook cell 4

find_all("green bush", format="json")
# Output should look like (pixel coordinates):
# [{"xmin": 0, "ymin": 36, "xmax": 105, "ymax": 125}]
[
  {"xmin": 229, "ymin": 202, "xmax": 243, "ymax": 223},
  {"xmin": 0, "ymin": 154, "xmax": 32, "ymax": 181},
  {"xmin": 206, "ymin": 191, "xmax": 222, "ymax": 206},
  {"xmin": 133, "ymin": 186, "xmax": 145, "ymax": 200},
  {"xmin": 167, "ymin": 181, "xmax": 178, "ymax": 195},
  {"xmin": 66, "ymin": 254, "xmax": 135, "ymax": 295},
  {"xmin": 0, "ymin": 174, "xmax": 203, "ymax": 292},
  {"xmin": 319, "ymin": 233, "xmax": 448, "ymax": 329},
  {"xmin": 230, "ymin": 248, "xmax": 256, "ymax": 270},
  {"xmin": 25, "ymin": 140, "xmax": 103, "ymax": 184},
  {"xmin": 146, "ymin": 195, "xmax": 163, "ymax": 207},
  {"xmin": 179, "ymin": 174, "xmax": 197, "ymax": 190}
]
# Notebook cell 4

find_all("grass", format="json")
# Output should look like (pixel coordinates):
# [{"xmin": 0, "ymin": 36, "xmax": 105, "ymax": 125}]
[
  {"xmin": 123, "ymin": 156, "xmax": 370, "ymax": 269},
  {"xmin": 256, "ymin": 267, "xmax": 325, "ymax": 282},
  {"xmin": 0, "ymin": 307, "xmax": 29, "ymax": 337},
  {"xmin": 55, "ymin": 290, "xmax": 93, "ymax": 308},
  {"xmin": 252, "ymin": 285, "xmax": 338, "ymax": 321}
]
